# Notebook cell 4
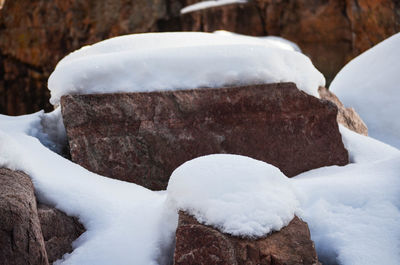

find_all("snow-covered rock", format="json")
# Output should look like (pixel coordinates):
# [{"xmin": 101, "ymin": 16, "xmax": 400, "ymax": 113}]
[
  {"xmin": 330, "ymin": 33, "xmax": 400, "ymax": 149},
  {"xmin": 48, "ymin": 32, "xmax": 325, "ymax": 105},
  {"xmin": 167, "ymin": 154, "xmax": 300, "ymax": 238}
]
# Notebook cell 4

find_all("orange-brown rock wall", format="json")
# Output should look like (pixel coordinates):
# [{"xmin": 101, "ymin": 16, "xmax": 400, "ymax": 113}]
[{"xmin": 1, "ymin": 0, "xmax": 399, "ymax": 115}]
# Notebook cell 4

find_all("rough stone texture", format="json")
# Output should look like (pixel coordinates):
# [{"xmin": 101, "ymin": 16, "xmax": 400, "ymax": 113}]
[
  {"xmin": 61, "ymin": 82, "xmax": 348, "ymax": 190},
  {"xmin": 1, "ymin": 0, "xmax": 399, "ymax": 115},
  {"xmin": 37, "ymin": 204, "xmax": 85, "ymax": 264},
  {"xmin": 162, "ymin": 0, "xmax": 400, "ymax": 84},
  {"xmin": 0, "ymin": 168, "xmax": 85, "ymax": 264},
  {"xmin": 0, "ymin": 168, "xmax": 49, "ymax": 265},
  {"xmin": 0, "ymin": 0, "xmax": 167, "ymax": 115},
  {"xmin": 174, "ymin": 211, "xmax": 321, "ymax": 265},
  {"xmin": 319, "ymin": 86, "xmax": 368, "ymax": 135}
]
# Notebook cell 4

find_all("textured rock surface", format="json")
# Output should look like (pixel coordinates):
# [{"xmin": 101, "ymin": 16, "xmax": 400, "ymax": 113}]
[
  {"xmin": 37, "ymin": 204, "xmax": 85, "ymax": 264},
  {"xmin": 0, "ymin": 168, "xmax": 49, "ymax": 265},
  {"xmin": 1, "ymin": 0, "xmax": 399, "ymax": 115},
  {"xmin": 61, "ymin": 83, "xmax": 348, "ymax": 190},
  {"xmin": 319, "ymin": 86, "xmax": 368, "ymax": 135},
  {"xmin": 174, "ymin": 211, "xmax": 321, "ymax": 265},
  {"xmin": 0, "ymin": 168, "xmax": 84, "ymax": 264},
  {"xmin": 0, "ymin": 0, "xmax": 166, "ymax": 115}
]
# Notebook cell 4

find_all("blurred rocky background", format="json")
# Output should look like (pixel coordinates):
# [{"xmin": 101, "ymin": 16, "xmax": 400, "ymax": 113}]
[{"xmin": 1, "ymin": 0, "xmax": 399, "ymax": 115}]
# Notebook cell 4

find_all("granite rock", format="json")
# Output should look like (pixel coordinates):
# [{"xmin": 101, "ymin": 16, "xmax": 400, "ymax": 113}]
[
  {"xmin": 61, "ymin": 83, "xmax": 348, "ymax": 190},
  {"xmin": 319, "ymin": 86, "xmax": 368, "ymax": 135},
  {"xmin": 174, "ymin": 211, "xmax": 321, "ymax": 265},
  {"xmin": 0, "ymin": 168, "xmax": 49, "ymax": 265}
]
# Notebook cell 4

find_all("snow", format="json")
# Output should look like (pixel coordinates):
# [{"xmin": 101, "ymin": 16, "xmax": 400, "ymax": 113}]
[
  {"xmin": 48, "ymin": 32, "xmax": 325, "ymax": 105},
  {"xmin": 214, "ymin": 30, "xmax": 302, "ymax": 52},
  {"xmin": 180, "ymin": 0, "xmax": 247, "ymax": 14},
  {"xmin": 293, "ymin": 126, "xmax": 400, "ymax": 265},
  {"xmin": 1, "ymin": 107, "xmax": 400, "ymax": 265},
  {"xmin": 167, "ymin": 154, "xmax": 300, "ymax": 238},
  {"xmin": 0, "ymin": 111, "xmax": 176, "ymax": 265},
  {"xmin": 330, "ymin": 33, "xmax": 400, "ymax": 149}
]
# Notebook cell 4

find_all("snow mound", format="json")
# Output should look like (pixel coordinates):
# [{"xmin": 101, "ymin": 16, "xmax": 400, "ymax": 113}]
[
  {"xmin": 180, "ymin": 0, "xmax": 247, "ymax": 14},
  {"xmin": 330, "ymin": 33, "xmax": 400, "ymax": 149},
  {"xmin": 213, "ymin": 30, "xmax": 301, "ymax": 52},
  {"xmin": 48, "ymin": 32, "xmax": 325, "ymax": 105},
  {"xmin": 167, "ymin": 154, "xmax": 300, "ymax": 238},
  {"xmin": 294, "ymin": 125, "xmax": 400, "ymax": 265}
]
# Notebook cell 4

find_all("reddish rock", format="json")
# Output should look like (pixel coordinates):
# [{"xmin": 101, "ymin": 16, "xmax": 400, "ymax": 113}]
[
  {"xmin": 0, "ymin": 168, "xmax": 49, "ymax": 265},
  {"xmin": 37, "ymin": 204, "xmax": 85, "ymax": 264},
  {"xmin": 61, "ymin": 83, "xmax": 348, "ymax": 190},
  {"xmin": 319, "ymin": 86, "xmax": 368, "ymax": 135},
  {"xmin": 174, "ymin": 211, "xmax": 321, "ymax": 265},
  {"xmin": 0, "ymin": 0, "xmax": 167, "ymax": 115},
  {"xmin": 0, "ymin": 168, "xmax": 85, "ymax": 264}
]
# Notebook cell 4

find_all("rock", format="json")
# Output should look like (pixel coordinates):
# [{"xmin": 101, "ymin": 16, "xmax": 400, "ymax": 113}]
[
  {"xmin": 0, "ymin": 168, "xmax": 85, "ymax": 264},
  {"xmin": 61, "ymin": 82, "xmax": 348, "ymax": 190},
  {"xmin": 0, "ymin": 0, "xmax": 167, "ymax": 115},
  {"xmin": 319, "ymin": 86, "xmax": 368, "ymax": 135},
  {"xmin": 2, "ymin": 0, "xmax": 399, "ymax": 115},
  {"xmin": 174, "ymin": 211, "xmax": 321, "ymax": 265},
  {"xmin": 37, "ymin": 204, "xmax": 85, "ymax": 264},
  {"xmin": 0, "ymin": 168, "xmax": 49, "ymax": 265}
]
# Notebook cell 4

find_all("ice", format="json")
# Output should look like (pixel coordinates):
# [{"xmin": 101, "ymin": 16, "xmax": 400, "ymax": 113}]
[
  {"xmin": 330, "ymin": 33, "xmax": 400, "ymax": 149},
  {"xmin": 166, "ymin": 154, "xmax": 300, "ymax": 238},
  {"xmin": 48, "ymin": 32, "xmax": 325, "ymax": 105}
]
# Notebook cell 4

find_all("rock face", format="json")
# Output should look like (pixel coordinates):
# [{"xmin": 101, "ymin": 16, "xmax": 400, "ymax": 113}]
[
  {"xmin": 37, "ymin": 204, "xmax": 85, "ymax": 264},
  {"xmin": 0, "ymin": 168, "xmax": 49, "ymax": 265},
  {"xmin": 174, "ymin": 211, "xmax": 321, "ymax": 265},
  {"xmin": 61, "ymin": 83, "xmax": 348, "ymax": 190},
  {"xmin": 0, "ymin": 168, "xmax": 84, "ymax": 264},
  {"xmin": 319, "ymin": 86, "xmax": 368, "ymax": 135},
  {"xmin": 1, "ymin": 0, "xmax": 399, "ymax": 115},
  {"xmin": 0, "ymin": 0, "xmax": 167, "ymax": 115}
]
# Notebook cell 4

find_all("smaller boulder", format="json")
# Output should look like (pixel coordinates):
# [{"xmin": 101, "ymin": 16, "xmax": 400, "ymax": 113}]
[
  {"xmin": 0, "ymin": 168, "xmax": 49, "ymax": 265},
  {"xmin": 319, "ymin": 86, "xmax": 368, "ymax": 135},
  {"xmin": 37, "ymin": 204, "xmax": 85, "ymax": 263},
  {"xmin": 174, "ymin": 211, "xmax": 321, "ymax": 265}
]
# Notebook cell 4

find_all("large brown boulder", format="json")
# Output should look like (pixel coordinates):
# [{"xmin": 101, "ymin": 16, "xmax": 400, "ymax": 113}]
[
  {"xmin": 174, "ymin": 211, "xmax": 321, "ymax": 265},
  {"xmin": 0, "ymin": 168, "xmax": 49, "ymax": 265},
  {"xmin": 0, "ymin": 168, "xmax": 84, "ymax": 264},
  {"xmin": 319, "ymin": 86, "xmax": 368, "ymax": 135},
  {"xmin": 61, "ymin": 82, "xmax": 348, "ymax": 190}
]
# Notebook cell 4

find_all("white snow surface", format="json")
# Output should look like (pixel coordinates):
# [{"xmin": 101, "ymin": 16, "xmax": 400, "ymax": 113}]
[
  {"xmin": 214, "ymin": 30, "xmax": 302, "ymax": 52},
  {"xmin": 1, "ymin": 110, "xmax": 400, "ymax": 264},
  {"xmin": 294, "ymin": 126, "xmax": 400, "ymax": 265},
  {"xmin": 48, "ymin": 32, "xmax": 325, "ymax": 105},
  {"xmin": 167, "ymin": 154, "xmax": 300, "ymax": 237},
  {"xmin": 330, "ymin": 33, "xmax": 400, "ymax": 149},
  {"xmin": 180, "ymin": 0, "xmax": 247, "ymax": 14}
]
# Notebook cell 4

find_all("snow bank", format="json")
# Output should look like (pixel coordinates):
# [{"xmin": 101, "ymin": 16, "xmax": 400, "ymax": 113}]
[
  {"xmin": 180, "ymin": 0, "xmax": 247, "ymax": 14},
  {"xmin": 167, "ymin": 154, "xmax": 300, "ymax": 238},
  {"xmin": 48, "ymin": 32, "xmax": 325, "ymax": 105},
  {"xmin": 294, "ymin": 125, "xmax": 400, "ymax": 265},
  {"xmin": 330, "ymin": 33, "xmax": 400, "ymax": 149}
]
